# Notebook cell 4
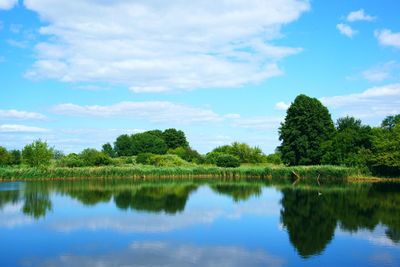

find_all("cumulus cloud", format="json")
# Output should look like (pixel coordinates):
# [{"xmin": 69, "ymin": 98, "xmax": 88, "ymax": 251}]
[
  {"xmin": 0, "ymin": 0, "xmax": 18, "ymax": 10},
  {"xmin": 375, "ymin": 29, "xmax": 400, "ymax": 49},
  {"xmin": 0, "ymin": 124, "xmax": 48, "ymax": 133},
  {"xmin": 0, "ymin": 109, "xmax": 46, "ymax": 120},
  {"xmin": 346, "ymin": 9, "xmax": 375, "ymax": 22},
  {"xmin": 52, "ymin": 101, "xmax": 224, "ymax": 123},
  {"xmin": 275, "ymin": 102, "xmax": 290, "ymax": 110},
  {"xmin": 23, "ymin": 0, "xmax": 309, "ymax": 92},
  {"xmin": 337, "ymin": 23, "xmax": 357, "ymax": 38},
  {"xmin": 320, "ymin": 83, "xmax": 400, "ymax": 121}
]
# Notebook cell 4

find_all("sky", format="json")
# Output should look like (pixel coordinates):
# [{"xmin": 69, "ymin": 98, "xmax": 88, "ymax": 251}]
[{"xmin": 0, "ymin": 0, "xmax": 399, "ymax": 154}]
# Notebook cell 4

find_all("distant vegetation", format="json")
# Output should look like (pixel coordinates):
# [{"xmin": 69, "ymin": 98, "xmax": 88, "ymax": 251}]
[{"xmin": 0, "ymin": 95, "xmax": 399, "ymax": 179}]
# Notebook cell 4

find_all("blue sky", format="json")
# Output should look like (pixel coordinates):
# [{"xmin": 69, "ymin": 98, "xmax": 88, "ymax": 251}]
[{"xmin": 0, "ymin": 0, "xmax": 399, "ymax": 154}]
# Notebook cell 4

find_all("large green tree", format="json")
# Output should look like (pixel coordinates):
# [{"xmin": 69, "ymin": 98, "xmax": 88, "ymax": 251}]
[
  {"xmin": 162, "ymin": 128, "xmax": 189, "ymax": 149},
  {"xmin": 22, "ymin": 140, "xmax": 54, "ymax": 167},
  {"xmin": 279, "ymin": 94, "xmax": 335, "ymax": 165},
  {"xmin": 369, "ymin": 116, "xmax": 400, "ymax": 176},
  {"xmin": 322, "ymin": 116, "xmax": 372, "ymax": 167},
  {"xmin": 114, "ymin": 134, "xmax": 133, "ymax": 157},
  {"xmin": 131, "ymin": 132, "xmax": 168, "ymax": 155}
]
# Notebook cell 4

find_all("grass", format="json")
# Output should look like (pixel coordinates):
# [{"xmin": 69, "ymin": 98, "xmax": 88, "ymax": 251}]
[{"xmin": 0, "ymin": 164, "xmax": 364, "ymax": 182}]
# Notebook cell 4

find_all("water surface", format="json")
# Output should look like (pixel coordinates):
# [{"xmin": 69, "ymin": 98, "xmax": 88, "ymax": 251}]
[{"xmin": 0, "ymin": 179, "xmax": 399, "ymax": 267}]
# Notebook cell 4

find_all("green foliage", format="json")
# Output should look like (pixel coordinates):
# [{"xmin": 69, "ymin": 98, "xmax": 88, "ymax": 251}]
[
  {"xmin": 322, "ymin": 116, "xmax": 372, "ymax": 167},
  {"xmin": 80, "ymin": 149, "xmax": 112, "ymax": 166},
  {"xmin": 215, "ymin": 154, "xmax": 241, "ymax": 168},
  {"xmin": 204, "ymin": 151, "xmax": 225, "ymax": 164},
  {"xmin": 150, "ymin": 154, "xmax": 192, "ymax": 167},
  {"xmin": 263, "ymin": 153, "xmax": 282, "ymax": 165},
  {"xmin": 114, "ymin": 134, "xmax": 132, "ymax": 157},
  {"xmin": 53, "ymin": 150, "xmax": 65, "ymax": 160},
  {"xmin": 136, "ymin": 153, "xmax": 155, "ymax": 165},
  {"xmin": 131, "ymin": 132, "xmax": 168, "ymax": 155},
  {"xmin": 279, "ymin": 94, "xmax": 335, "ymax": 166},
  {"xmin": 162, "ymin": 128, "xmax": 189, "ymax": 149},
  {"xmin": 102, "ymin": 143, "xmax": 116, "ymax": 158},
  {"xmin": 368, "ymin": 123, "xmax": 400, "ymax": 176},
  {"xmin": 22, "ymin": 140, "xmax": 54, "ymax": 167},
  {"xmin": 211, "ymin": 142, "xmax": 263, "ymax": 163},
  {"xmin": 8, "ymin": 150, "xmax": 22, "ymax": 165},
  {"xmin": 168, "ymin": 146, "xmax": 203, "ymax": 163},
  {"xmin": 0, "ymin": 147, "xmax": 11, "ymax": 166},
  {"xmin": 57, "ymin": 153, "xmax": 85, "ymax": 168},
  {"xmin": 381, "ymin": 114, "xmax": 400, "ymax": 130}
]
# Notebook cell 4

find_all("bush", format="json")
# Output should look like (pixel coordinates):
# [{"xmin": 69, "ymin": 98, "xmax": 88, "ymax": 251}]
[
  {"xmin": 58, "ymin": 153, "xmax": 85, "ymax": 168},
  {"xmin": 80, "ymin": 149, "xmax": 112, "ymax": 166},
  {"xmin": 136, "ymin": 153, "xmax": 156, "ymax": 165},
  {"xmin": 150, "ymin": 154, "xmax": 192, "ymax": 167},
  {"xmin": 204, "ymin": 151, "xmax": 225, "ymax": 164},
  {"xmin": 168, "ymin": 146, "xmax": 203, "ymax": 163},
  {"xmin": 211, "ymin": 142, "xmax": 263, "ymax": 163},
  {"xmin": 22, "ymin": 140, "xmax": 54, "ymax": 167},
  {"xmin": 215, "ymin": 154, "xmax": 240, "ymax": 168},
  {"xmin": 263, "ymin": 153, "xmax": 282, "ymax": 165}
]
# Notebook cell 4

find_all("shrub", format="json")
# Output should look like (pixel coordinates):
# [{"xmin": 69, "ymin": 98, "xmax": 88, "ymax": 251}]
[
  {"xmin": 136, "ymin": 153, "xmax": 156, "ymax": 165},
  {"xmin": 168, "ymin": 146, "xmax": 203, "ymax": 163},
  {"xmin": 22, "ymin": 140, "xmax": 54, "ymax": 167},
  {"xmin": 150, "ymin": 154, "xmax": 192, "ymax": 167},
  {"xmin": 215, "ymin": 154, "xmax": 240, "ymax": 168},
  {"xmin": 58, "ymin": 153, "xmax": 85, "ymax": 168},
  {"xmin": 204, "ymin": 151, "xmax": 225, "ymax": 164},
  {"xmin": 211, "ymin": 142, "xmax": 263, "ymax": 163},
  {"xmin": 80, "ymin": 149, "xmax": 112, "ymax": 166}
]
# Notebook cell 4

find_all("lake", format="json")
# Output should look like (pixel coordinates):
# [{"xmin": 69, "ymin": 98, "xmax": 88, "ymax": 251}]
[{"xmin": 0, "ymin": 179, "xmax": 399, "ymax": 267}]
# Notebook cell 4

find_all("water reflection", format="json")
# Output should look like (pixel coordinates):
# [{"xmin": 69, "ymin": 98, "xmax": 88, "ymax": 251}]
[{"xmin": 0, "ymin": 179, "xmax": 399, "ymax": 261}]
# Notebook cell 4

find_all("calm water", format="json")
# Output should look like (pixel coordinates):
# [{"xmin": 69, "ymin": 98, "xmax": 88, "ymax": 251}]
[{"xmin": 0, "ymin": 179, "xmax": 399, "ymax": 267}]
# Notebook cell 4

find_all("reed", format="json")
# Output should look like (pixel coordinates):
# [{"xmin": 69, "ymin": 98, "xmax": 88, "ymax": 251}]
[{"xmin": 0, "ymin": 165, "xmax": 363, "ymax": 182}]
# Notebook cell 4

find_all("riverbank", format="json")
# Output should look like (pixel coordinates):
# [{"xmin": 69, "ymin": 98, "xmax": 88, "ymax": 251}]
[{"xmin": 0, "ymin": 165, "xmax": 377, "ymax": 182}]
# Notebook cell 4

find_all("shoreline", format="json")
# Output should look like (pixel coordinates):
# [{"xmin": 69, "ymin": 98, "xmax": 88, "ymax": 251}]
[{"xmin": 0, "ymin": 165, "xmax": 397, "ymax": 183}]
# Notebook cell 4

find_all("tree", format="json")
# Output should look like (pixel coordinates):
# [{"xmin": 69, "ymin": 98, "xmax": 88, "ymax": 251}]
[
  {"xmin": 322, "ymin": 116, "xmax": 372, "ymax": 167},
  {"xmin": 22, "ymin": 140, "xmax": 54, "ymax": 167},
  {"xmin": 368, "ymin": 118, "xmax": 400, "ymax": 176},
  {"xmin": 279, "ymin": 94, "xmax": 335, "ymax": 165},
  {"xmin": 102, "ymin": 143, "xmax": 116, "ymax": 158},
  {"xmin": 162, "ymin": 128, "xmax": 189, "ymax": 149},
  {"xmin": 9, "ymin": 150, "xmax": 22, "ymax": 165},
  {"xmin": 114, "ymin": 134, "xmax": 133, "ymax": 156},
  {"xmin": 0, "ymin": 146, "xmax": 11, "ymax": 166},
  {"xmin": 130, "ymin": 132, "xmax": 168, "ymax": 155},
  {"xmin": 381, "ymin": 114, "xmax": 400, "ymax": 130}
]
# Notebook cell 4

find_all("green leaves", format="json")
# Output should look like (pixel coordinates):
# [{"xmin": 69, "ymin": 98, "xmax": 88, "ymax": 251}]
[{"xmin": 279, "ymin": 94, "xmax": 334, "ymax": 166}]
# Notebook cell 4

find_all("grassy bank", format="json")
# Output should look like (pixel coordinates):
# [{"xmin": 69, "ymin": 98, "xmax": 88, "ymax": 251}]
[{"xmin": 0, "ymin": 165, "xmax": 363, "ymax": 182}]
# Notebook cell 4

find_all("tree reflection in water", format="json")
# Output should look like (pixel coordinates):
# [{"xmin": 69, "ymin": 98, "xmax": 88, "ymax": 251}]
[{"xmin": 0, "ymin": 180, "xmax": 399, "ymax": 258}]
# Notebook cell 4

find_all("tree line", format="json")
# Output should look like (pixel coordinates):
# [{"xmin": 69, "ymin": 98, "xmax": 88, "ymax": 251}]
[
  {"xmin": 279, "ymin": 94, "xmax": 400, "ymax": 176},
  {"xmin": 0, "ymin": 94, "xmax": 399, "ymax": 175}
]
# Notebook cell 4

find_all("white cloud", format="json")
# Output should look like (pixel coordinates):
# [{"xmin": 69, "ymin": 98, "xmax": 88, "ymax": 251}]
[
  {"xmin": 337, "ymin": 23, "xmax": 357, "ymax": 38},
  {"xmin": 52, "ymin": 101, "xmax": 224, "ymax": 123},
  {"xmin": 0, "ymin": 0, "xmax": 18, "ymax": 10},
  {"xmin": 0, "ymin": 109, "xmax": 46, "ymax": 120},
  {"xmin": 375, "ymin": 29, "xmax": 400, "ymax": 49},
  {"xmin": 32, "ymin": 241, "xmax": 285, "ymax": 267},
  {"xmin": 361, "ymin": 61, "xmax": 398, "ymax": 82},
  {"xmin": 0, "ymin": 124, "xmax": 48, "ymax": 133},
  {"xmin": 275, "ymin": 102, "xmax": 290, "ymax": 110},
  {"xmin": 320, "ymin": 83, "xmax": 400, "ymax": 121},
  {"xmin": 24, "ymin": 0, "xmax": 309, "ymax": 92},
  {"xmin": 346, "ymin": 9, "xmax": 375, "ymax": 22}
]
